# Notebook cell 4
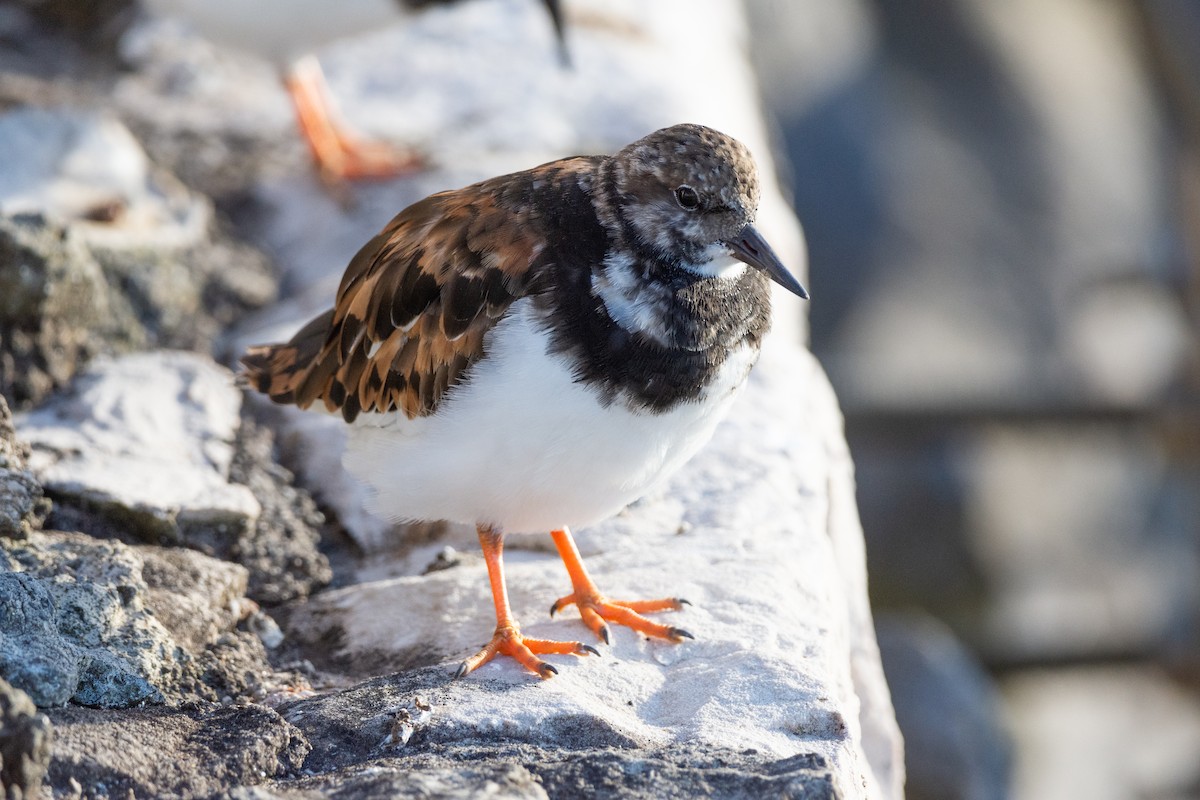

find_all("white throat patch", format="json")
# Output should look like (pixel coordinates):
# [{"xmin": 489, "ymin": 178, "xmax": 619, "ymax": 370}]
[
  {"xmin": 590, "ymin": 247, "xmax": 748, "ymax": 344},
  {"xmin": 591, "ymin": 251, "xmax": 669, "ymax": 343},
  {"xmin": 680, "ymin": 246, "xmax": 747, "ymax": 280}
]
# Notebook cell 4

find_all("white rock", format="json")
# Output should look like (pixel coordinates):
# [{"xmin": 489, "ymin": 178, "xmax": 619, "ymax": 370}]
[
  {"xmin": 0, "ymin": 107, "xmax": 209, "ymax": 249},
  {"xmin": 17, "ymin": 352, "xmax": 260, "ymax": 536}
]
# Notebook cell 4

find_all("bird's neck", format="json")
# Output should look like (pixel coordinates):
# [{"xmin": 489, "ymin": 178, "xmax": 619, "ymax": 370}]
[{"xmin": 523, "ymin": 159, "xmax": 772, "ymax": 412}]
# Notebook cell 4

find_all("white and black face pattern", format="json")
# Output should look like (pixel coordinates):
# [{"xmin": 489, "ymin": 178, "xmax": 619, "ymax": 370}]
[{"xmin": 609, "ymin": 123, "xmax": 762, "ymax": 269}]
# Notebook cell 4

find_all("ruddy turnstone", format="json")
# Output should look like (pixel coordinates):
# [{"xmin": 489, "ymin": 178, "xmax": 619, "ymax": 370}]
[
  {"xmin": 141, "ymin": 0, "xmax": 567, "ymax": 180},
  {"xmin": 242, "ymin": 123, "xmax": 808, "ymax": 678}
]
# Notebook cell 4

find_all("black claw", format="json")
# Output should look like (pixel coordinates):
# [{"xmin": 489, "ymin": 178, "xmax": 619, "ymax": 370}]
[
  {"xmin": 454, "ymin": 662, "xmax": 469, "ymax": 679},
  {"xmin": 549, "ymin": 601, "xmax": 559, "ymax": 618},
  {"xmin": 600, "ymin": 626, "xmax": 611, "ymax": 646},
  {"xmin": 581, "ymin": 644, "xmax": 601, "ymax": 657},
  {"xmin": 539, "ymin": 662, "xmax": 559, "ymax": 678},
  {"xmin": 677, "ymin": 598, "xmax": 692, "ymax": 607},
  {"xmin": 670, "ymin": 627, "xmax": 695, "ymax": 641}
]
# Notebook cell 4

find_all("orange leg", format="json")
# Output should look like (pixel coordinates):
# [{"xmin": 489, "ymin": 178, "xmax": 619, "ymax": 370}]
[
  {"xmin": 284, "ymin": 55, "xmax": 424, "ymax": 181},
  {"xmin": 456, "ymin": 524, "xmax": 599, "ymax": 679},
  {"xmin": 549, "ymin": 527, "xmax": 693, "ymax": 645}
]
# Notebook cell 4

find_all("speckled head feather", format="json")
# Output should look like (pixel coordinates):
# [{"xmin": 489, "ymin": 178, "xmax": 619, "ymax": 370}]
[{"xmin": 603, "ymin": 123, "xmax": 762, "ymax": 265}]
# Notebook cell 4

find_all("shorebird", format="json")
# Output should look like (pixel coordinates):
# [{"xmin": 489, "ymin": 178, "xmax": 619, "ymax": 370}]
[{"xmin": 242, "ymin": 124, "xmax": 807, "ymax": 677}]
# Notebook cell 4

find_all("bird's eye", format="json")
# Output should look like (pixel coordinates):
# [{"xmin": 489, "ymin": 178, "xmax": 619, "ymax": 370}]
[{"xmin": 674, "ymin": 185, "xmax": 701, "ymax": 210}]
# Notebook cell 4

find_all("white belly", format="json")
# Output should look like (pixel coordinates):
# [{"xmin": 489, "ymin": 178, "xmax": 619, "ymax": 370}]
[{"xmin": 344, "ymin": 301, "xmax": 757, "ymax": 534}]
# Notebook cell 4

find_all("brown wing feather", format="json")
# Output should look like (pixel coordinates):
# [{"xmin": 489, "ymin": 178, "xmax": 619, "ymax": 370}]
[{"xmin": 241, "ymin": 158, "xmax": 592, "ymax": 422}]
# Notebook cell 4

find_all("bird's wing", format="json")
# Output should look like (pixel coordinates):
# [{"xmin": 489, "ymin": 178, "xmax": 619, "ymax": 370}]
[{"xmin": 242, "ymin": 158, "xmax": 594, "ymax": 422}]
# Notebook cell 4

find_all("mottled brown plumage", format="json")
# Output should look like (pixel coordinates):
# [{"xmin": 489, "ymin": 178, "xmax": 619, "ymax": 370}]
[{"xmin": 242, "ymin": 158, "xmax": 594, "ymax": 422}]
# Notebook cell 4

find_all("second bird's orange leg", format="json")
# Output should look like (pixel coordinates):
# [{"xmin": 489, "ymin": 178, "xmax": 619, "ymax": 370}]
[
  {"xmin": 549, "ymin": 527, "xmax": 693, "ymax": 645},
  {"xmin": 284, "ymin": 55, "xmax": 424, "ymax": 181},
  {"xmin": 456, "ymin": 524, "xmax": 598, "ymax": 679}
]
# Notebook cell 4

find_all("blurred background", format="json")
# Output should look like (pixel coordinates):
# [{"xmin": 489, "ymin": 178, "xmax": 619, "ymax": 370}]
[
  {"xmin": 1, "ymin": 0, "xmax": 1198, "ymax": 796},
  {"xmin": 746, "ymin": 0, "xmax": 1200, "ymax": 797}
]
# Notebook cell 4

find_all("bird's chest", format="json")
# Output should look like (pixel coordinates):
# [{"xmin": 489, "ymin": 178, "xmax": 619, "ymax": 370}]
[
  {"xmin": 415, "ymin": 301, "xmax": 758, "ymax": 529},
  {"xmin": 535, "ymin": 261, "xmax": 767, "ymax": 413}
]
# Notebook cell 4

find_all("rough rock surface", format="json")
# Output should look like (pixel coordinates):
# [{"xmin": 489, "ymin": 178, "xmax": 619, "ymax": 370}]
[
  {"xmin": 0, "ymin": 208, "xmax": 274, "ymax": 411},
  {"xmin": 0, "ymin": 529, "xmax": 245, "ymax": 707},
  {"xmin": 0, "ymin": 678, "xmax": 53, "ymax": 800},
  {"xmin": 16, "ymin": 351, "xmax": 330, "ymax": 603},
  {"xmin": 0, "ymin": 214, "xmax": 140, "ymax": 409},
  {"xmin": 258, "ymin": 733, "xmax": 839, "ymax": 799},
  {"xmin": 18, "ymin": 351, "xmax": 260, "ymax": 546},
  {"xmin": 0, "ymin": 106, "xmax": 207, "ymax": 249},
  {"xmin": 0, "ymin": 107, "xmax": 276, "ymax": 410},
  {"xmin": 272, "ymin": 668, "xmax": 844, "ymax": 797},
  {"xmin": 226, "ymin": 415, "xmax": 331, "ymax": 605},
  {"xmin": 0, "ymin": 394, "xmax": 44, "ymax": 539},
  {"xmin": 1, "ymin": 530, "xmax": 181, "ymax": 708},
  {"xmin": 46, "ymin": 703, "xmax": 309, "ymax": 798}
]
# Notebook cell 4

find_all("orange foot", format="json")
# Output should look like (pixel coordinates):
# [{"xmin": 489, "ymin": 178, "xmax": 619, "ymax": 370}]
[
  {"xmin": 549, "ymin": 528, "xmax": 694, "ymax": 645},
  {"xmin": 455, "ymin": 624, "xmax": 599, "ymax": 680},
  {"xmin": 285, "ymin": 55, "xmax": 425, "ymax": 182},
  {"xmin": 314, "ymin": 135, "xmax": 424, "ymax": 182},
  {"xmin": 550, "ymin": 592, "xmax": 692, "ymax": 644}
]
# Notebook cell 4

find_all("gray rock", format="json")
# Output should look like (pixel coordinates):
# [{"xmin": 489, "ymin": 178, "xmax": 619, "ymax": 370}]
[
  {"xmin": 183, "ymin": 630, "xmax": 282, "ymax": 706},
  {"xmin": 0, "ymin": 529, "xmax": 273, "ymax": 708},
  {"xmin": 877, "ymin": 613, "xmax": 1011, "ymax": 800},
  {"xmin": 0, "ymin": 210, "xmax": 275, "ymax": 411},
  {"xmin": 17, "ymin": 351, "xmax": 260, "ymax": 548},
  {"xmin": 225, "ymin": 415, "xmax": 330, "ymax": 605},
  {"xmin": 0, "ymin": 107, "xmax": 276, "ymax": 410},
  {"xmin": 0, "ymin": 107, "xmax": 208, "ymax": 250},
  {"xmin": 16, "ymin": 351, "xmax": 330, "ymax": 606},
  {"xmin": 138, "ymin": 545, "xmax": 247, "ymax": 654},
  {"xmin": 0, "ymin": 531, "xmax": 181, "ymax": 707},
  {"xmin": 46, "ymin": 703, "xmax": 309, "ymax": 799},
  {"xmin": 0, "ymin": 214, "xmax": 143, "ymax": 409},
  {"xmin": 270, "ymin": 667, "xmax": 839, "ymax": 800},
  {"xmin": 0, "ymin": 395, "xmax": 45, "ymax": 539},
  {"xmin": 88, "ymin": 235, "xmax": 276, "ymax": 359},
  {"xmin": 241, "ymin": 738, "xmax": 839, "ymax": 799},
  {"xmin": 256, "ymin": 762, "xmax": 552, "ymax": 800},
  {"xmin": 0, "ymin": 677, "xmax": 53, "ymax": 800}
]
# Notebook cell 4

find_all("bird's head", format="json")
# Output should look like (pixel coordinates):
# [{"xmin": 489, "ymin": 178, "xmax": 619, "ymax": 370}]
[{"xmin": 608, "ymin": 123, "xmax": 807, "ymax": 298}]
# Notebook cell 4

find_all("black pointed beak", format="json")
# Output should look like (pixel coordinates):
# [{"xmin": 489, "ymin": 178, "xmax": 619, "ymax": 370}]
[
  {"xmin": 540, "ymin": 0, "xmax": 571, "ymax": 68},
  {"xmin": 726, "ymin": 224, "xmax": 808, "ymax": 299}
]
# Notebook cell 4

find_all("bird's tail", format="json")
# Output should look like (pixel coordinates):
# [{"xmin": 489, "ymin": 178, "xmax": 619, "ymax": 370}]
[{"xmin": 239, "ymin": 309, "xmax": 337, "ymax": 408}]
